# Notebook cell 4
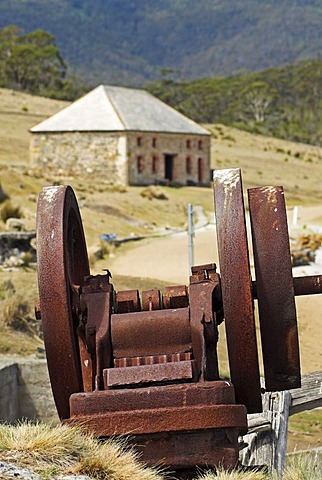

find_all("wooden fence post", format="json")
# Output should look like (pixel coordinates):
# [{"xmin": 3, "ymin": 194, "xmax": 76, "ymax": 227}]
[
  {"xmin": 239, "ymin": 391, "xmax": 292, "ymax": 475},
  {"xmin": 239, "ymin": 371, "xmax": 322, "ymax": 474}
]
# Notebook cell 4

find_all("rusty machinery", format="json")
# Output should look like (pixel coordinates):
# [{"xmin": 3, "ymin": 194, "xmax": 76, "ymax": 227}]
[{"xmin": 36, "ymin": 168, "xmax": 322, "ymax": 474}]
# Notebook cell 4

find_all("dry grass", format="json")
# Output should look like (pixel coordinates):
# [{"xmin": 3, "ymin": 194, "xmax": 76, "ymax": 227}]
[
  {"xmin": 0, "ymin": 279, "xmax": 40, "ymax": 336},
  {"xmin": 208, "ymin": 123, "xmax": 322, "ymax": 206},
  {"xmin": 195, "ymin": 452, "xmax": 322, "ymax": 479},
  {"xmin": 0, "ymin": 422, "xmax": 165, "ymax": 480},
  {"xmin": 196, "ymin": 469, "xmax": 266, "ymax": 480},
  {"xmin": 281, "ymin": 451, "xmax": 322, "ymax": 480},
  {"xmin": 0, "ymin": 420, "xmax": 321, "ymax": 480}
]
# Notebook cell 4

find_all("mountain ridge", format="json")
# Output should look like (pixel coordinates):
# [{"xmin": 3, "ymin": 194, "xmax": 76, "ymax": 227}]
[{"xmin": 0, "ymin": 0, "xmax": 321, "ymax": 86}]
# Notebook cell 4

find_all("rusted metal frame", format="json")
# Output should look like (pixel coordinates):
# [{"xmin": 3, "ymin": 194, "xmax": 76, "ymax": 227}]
[
  {"xmin": 80, "ymin": 274, "xmax": 114, "ymax": 391},
  {"xmin": 37, "ymin": 186, "xmax": 89, "ymax": 419},
  {"xmin": 189, "ymin": 263, "xmax": 221, "ymax": 381},
  {"xmin": 111, "ymin": 307, "xmax": 192, "ymax": 359},
  {"xmin": 68, "ymin": 404, "xmax": 247, "ymax": 436},
  {"xmin": 129, "ymin": 429, "xmax": 240, "ymax": 470},
  {"xmin": 248, "ymin": 186, "xmax": 301, "ymax": 391},
  {"xmin": 69, "ymin": 380, "xmax": 238, "ymax": 415},
  {"xmin": 213, "ymin": 168, "xmax": 262, "ymax": 413},
  {"xmin": 292, "ymin": 275, "xmax": 322, "ymax": 297},
  {"xmin": 252, "ymin": 275, "xmax": 322, "ymax": 298}
]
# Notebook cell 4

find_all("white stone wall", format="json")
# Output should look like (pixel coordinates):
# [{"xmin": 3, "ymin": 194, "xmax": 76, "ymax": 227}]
[{"xmin": 30, "ymin": 132, "xmax": 128, "ymax": 184}]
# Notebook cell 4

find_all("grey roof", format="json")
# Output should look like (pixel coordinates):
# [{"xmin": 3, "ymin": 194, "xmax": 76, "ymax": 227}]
[{"xmin": 30, "ymin": 85, "xmax": 210, "ymax": 136}]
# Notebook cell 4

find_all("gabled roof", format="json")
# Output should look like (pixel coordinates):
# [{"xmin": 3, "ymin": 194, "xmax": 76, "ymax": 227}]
[{"xmin": 30, "ymin": 85, "xmax": 210, "ymax": 136}]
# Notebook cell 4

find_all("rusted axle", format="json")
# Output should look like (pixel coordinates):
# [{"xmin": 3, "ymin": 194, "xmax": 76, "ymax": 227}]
[{"xmin": 252, "ymin": 274, "xmax": 322, "ymax": 298}]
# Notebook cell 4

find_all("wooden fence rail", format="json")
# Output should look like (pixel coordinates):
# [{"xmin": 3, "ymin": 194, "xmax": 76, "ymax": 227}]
[{"xmin": 239, "ymin": 371, "xmax": 322, "ymax": 474}]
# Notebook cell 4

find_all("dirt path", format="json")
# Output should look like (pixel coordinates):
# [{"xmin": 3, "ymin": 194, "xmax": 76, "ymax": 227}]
[{"xmin": 110, "ymin": 226, "xmax": 218, "ymax": 285}]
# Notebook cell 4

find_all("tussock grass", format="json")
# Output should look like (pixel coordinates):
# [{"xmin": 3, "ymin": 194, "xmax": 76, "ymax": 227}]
[
  {"xmin": 196, "ymin": 454, "xmax": 322, "ymax": 480},
  {"xmin": 0, "ymin": 422, "xmax": 165, "ymax": 480},
  {"xmin": 0, "ymin": 290, "xmax": 39, "ymax": 336},
  {"xmin": 281, "ymin": 451, "xmax": 322, "ymax": 480},
  {"xmin": 196, "ymin": 469, "xmax": 266, "ymax": 479}
]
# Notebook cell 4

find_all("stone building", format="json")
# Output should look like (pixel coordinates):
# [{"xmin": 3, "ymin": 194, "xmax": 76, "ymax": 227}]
[{"xmin": 30, "ymin": 85, "xmax": 211, "ymax": 186}]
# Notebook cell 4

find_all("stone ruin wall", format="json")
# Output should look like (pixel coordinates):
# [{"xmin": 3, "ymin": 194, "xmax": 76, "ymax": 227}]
[
  {"xmin": 30, "ymin": 130, "xmax": 211, "ymax": 186},
  {"xmin": 30, "ymin": 131, "xmax": 128, "ymax": 184}
]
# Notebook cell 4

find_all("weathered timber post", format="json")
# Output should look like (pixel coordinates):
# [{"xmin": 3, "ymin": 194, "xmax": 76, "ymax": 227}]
[{"xmin": 240, "ymin": 372, "xmax": 322, "ymax": 474}]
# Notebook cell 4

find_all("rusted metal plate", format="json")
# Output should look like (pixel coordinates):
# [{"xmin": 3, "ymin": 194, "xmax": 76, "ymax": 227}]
[
  {"xmin": 37, "ymin": 186, "xmax": 89, "ymax": 419},
  {"xmin": 111, "ymin": 307, "xmax": 192, "ymax": 358},
  {"xmin": 70, "ymin": 381, "xmax": 237, "ymax": 414},
  {"xmin": 68, "ymin": 403, "xmax": 247, "ymax": 436},
  {"xmin": 104, "ymin": 360, "xmax": 198, "ymax": 387},
  {"xmin": 213, "ymin": 168, "xmax": 262, "ymax": 413},
  {"xmin": 130, "ymin": 429, "xmax": 239, "ymax": 470},
  {"xmin": 248, "ymin": 186, "xmax": 301, "ymax": 391}
]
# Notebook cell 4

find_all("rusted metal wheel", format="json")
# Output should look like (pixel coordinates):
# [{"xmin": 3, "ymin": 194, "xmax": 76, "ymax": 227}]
[
  {"xmin": 37, "ymin": 186, "xmax": 89, "ymax": 419},
  {"xmin": 213, "ymin": 168, "xmax": 262, "ymax": 413},
  {"xmin": 248, "ymin": 186, "xmax": 301, "ymax": 391}
]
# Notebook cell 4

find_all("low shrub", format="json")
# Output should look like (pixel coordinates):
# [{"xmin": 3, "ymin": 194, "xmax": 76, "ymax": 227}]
[
  {"xmin": 0, "ymin": 200, "xmax": 23, "ymax": 222},
  {"xmin": 140, "ymin": 186, "xmax": 168, "ymax": 200},
  {"xmin": 0, "ymin": 290, "xmax": 40, "ymax": 337}
]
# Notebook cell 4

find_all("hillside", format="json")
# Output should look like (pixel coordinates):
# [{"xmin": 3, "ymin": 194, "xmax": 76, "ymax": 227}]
[
  {"xmin": 0, "ymin": 1, "xmax": 322, "ymax": 86},
  {"xmin": 0, "ymin": 89, "xmax": 321, "ymax": 451},
  {"xmin": 147, "ymin": 60, "xmax": 322, "ymax": 146},
  {"xmin": 1, "ymin": 87, "xmax": 322, "ymax": 207}
]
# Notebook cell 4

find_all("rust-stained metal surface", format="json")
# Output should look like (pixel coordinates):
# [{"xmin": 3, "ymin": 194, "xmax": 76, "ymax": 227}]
[
  {"xmin": 111, "ymin": 307, "xmax": 192, "ymax": 358},
  {"xmin": 37, "ymin": 185, "xmax": 89, "ymax": 419},
  {"xmin": 131, "ymin": 429, "xmax": 240, "ymax": 470},
  {"xmin": 70, "ymin": 381, "xmax": 238, "ymax": 414},
  {"xmin": 114, "ymin": 352, "xmax": 192, "ymax": 368},
  {"xmin": 213, "ymin": 168, "xmax": 262, "ymax": 413},
  {"xmin": 80, "ymin": 273, "xmax": 114, "ymax": 391},
  {"xmin": 67, "ymin": 403, "xmax": 247, "ymax": 436},
  {"xmin": 141, "ymin": 289, "xmax": 161, "ymax": 310},
  {"xmin": 189, "ymin": 263, "xmax": 221, "ymax": 381},
  {"xmin": 248, "ymin": 186, "xmax": 301, "ymax": 391},
  {"xmin": 293, "ymin": 275, "xmax": 322, "ymax": 296},
  {"xmin": 104, "ymin": 360, "xmax": 198, "ymax": 387},
  {"xmin": 68, "ymin": 380, "xmax": 246, "ymax": 469},
  {"xmin": 163, "ymin": 285, "xmax": 189, "ymax": 308},
  {"xmin": 115, "ymin": 289, "xmax": 141, "ymax": 312}
]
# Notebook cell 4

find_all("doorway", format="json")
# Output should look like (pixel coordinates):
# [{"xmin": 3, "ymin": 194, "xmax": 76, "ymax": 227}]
[
  {"xmin": 198, "ymin": 157, "xmax": 204, "ymax": 183},
  {"xmin": 164, "ymin": 154, "xmax": 175, "ymax": 181}
]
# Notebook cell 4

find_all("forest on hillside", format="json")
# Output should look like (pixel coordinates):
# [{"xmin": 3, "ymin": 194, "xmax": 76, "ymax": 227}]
[
  {"xmin": 0, "ymin": 21, "xmax": 321, "ymax": 146},
  {"xmin": 147, "ymin": 61, "xmax": 322, "ymax": 146},
  {"xmin": 0, "ymin": 0, "xmax": 321, "ymax": 86}
]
